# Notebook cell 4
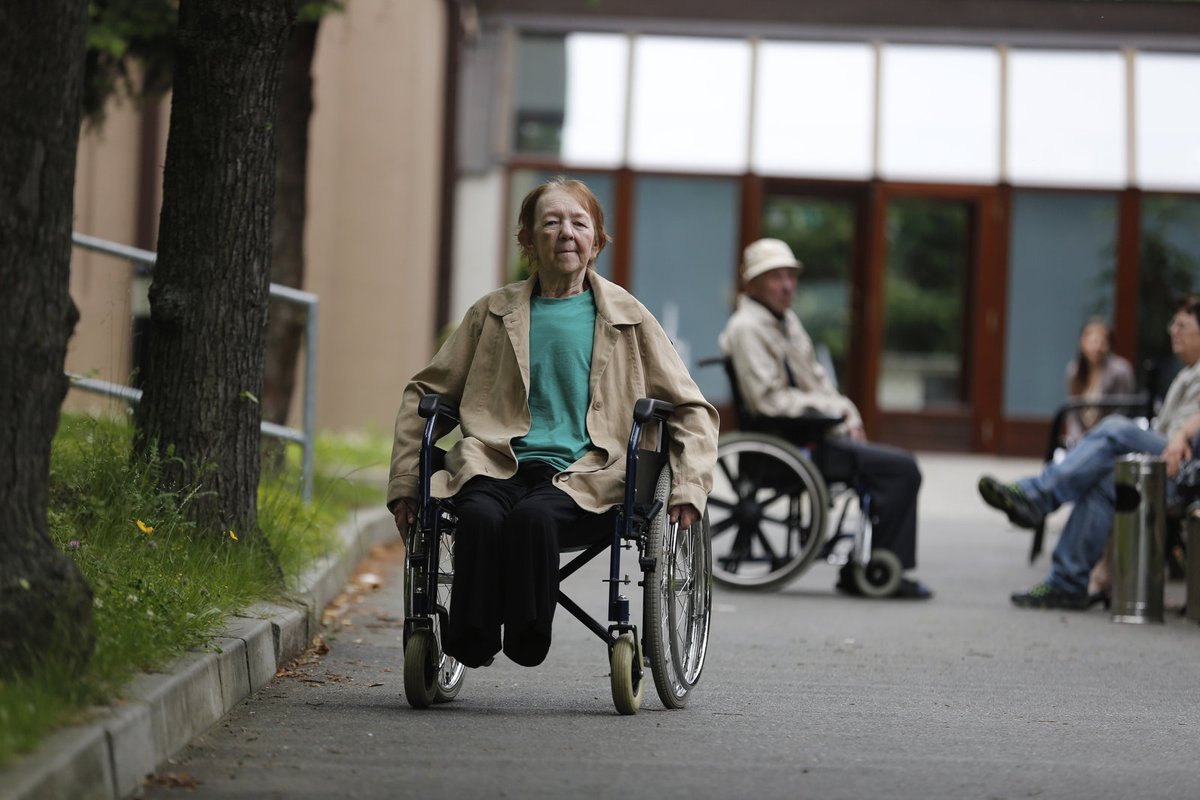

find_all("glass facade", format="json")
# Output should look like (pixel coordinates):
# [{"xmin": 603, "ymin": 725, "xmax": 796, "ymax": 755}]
[
  {"xmin": 1003, "ymin": 191, "xmax": 1118, "ymax": 418},
  {"xmin": 629, "ymin": 176, "xmax": 741, "ymax": 403}
]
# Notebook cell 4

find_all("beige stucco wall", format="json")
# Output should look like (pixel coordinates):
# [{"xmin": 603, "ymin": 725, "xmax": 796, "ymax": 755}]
[
  {"xmin": 63, "ymin": 102, "xmax": 149, "ymax": 416},
  {"xmin": 63, "ymin": 2, "xmax": 447, "ymax": 436},
  {"xmin": 305, "ymin": 0, "xmax": 446, "ymax": 434}
]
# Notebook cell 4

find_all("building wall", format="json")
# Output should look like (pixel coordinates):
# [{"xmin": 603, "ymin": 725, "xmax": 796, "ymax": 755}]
[
  {"xmin": 305, "ymin": 0, "xmax": 446, "ymax": 433},
  {"xmin": 63, "ymin": 1, "xmax": 448, "ymax": 436}
]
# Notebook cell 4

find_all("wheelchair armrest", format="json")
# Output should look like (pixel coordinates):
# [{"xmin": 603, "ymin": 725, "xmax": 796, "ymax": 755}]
[
  {"xmin": 745, "ymin": 413, "xmax": 845, "ymax": 444},
  {"xmin": 418, "ymin": 394, "xmax": 460, "ymax": 423},
  {"xmin": 633, "ymin": 397, "xmax": 676, "ymax": 424}
]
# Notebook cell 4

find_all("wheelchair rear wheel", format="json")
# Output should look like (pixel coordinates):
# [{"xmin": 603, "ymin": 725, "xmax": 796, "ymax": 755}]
[
  {"xmin": 643, "ymin": 463, "xmax": 712, "ymax": 709},
  {"xmin": 707, "ymin": 432, "xmax": 830, "ymax": 591},
  {"xmin": 403, "ymin": 517, "xmax": 466, "ymax": 708}
]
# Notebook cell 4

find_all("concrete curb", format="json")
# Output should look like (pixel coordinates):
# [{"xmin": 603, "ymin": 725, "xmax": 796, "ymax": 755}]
[{"xmin": 1, "ymin": 506, "xmax": 396, "ymax": 800}]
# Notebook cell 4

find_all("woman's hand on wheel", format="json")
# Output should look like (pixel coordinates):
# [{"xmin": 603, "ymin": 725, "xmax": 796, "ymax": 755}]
[
  {"xmin": 669, "ymin": 503, "xmax": 700, "ymax": 530},
  {"xmin": 391, "ymin": 497, "xmax": 419, "ymax": 544}
]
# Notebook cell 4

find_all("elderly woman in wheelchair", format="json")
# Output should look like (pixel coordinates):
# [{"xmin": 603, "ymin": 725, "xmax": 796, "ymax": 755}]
[{"xmin": 387, "ymin": 177, "xmax": 718, "ymax": 714}]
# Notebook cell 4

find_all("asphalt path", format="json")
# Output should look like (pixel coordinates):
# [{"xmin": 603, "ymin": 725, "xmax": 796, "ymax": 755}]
[{"xmin": 143, "ymin": 454, "xmax": 1200, "ymax": 800}]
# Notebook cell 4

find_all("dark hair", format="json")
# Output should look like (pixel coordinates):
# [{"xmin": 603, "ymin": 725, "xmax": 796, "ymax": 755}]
[
  {"xmin": 515, "ymin": 176, "xmax": 611, "ymax": 269},
  {"xmin": 1070, "ymin": 317, "xmax": 1114, "ymax": 396},
  {"xmin": 1175, "ymin": 293, "xmax": 1200, "ymax": 326}
]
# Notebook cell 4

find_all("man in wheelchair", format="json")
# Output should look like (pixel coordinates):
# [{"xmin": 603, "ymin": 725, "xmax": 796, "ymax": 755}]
[
  {"xmin": 387, "ymin": 177, "xmax": 718, "ymax": 674},
  {"xmin": 718, "ymin": 238, "xmax": 932, "ymax": 600}
]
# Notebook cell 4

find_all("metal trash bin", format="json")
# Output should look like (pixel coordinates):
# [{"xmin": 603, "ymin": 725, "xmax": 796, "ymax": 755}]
[
  {"xmin": 1111, "ymin": 454, "xmax": 1166, "ymax": 624},
  {"xmin": 1186, "ymin": 504, "xmax": 1200, "ymax": 625}
]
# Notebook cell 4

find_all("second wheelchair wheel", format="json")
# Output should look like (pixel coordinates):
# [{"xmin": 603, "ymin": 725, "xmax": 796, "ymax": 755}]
[
  {"xmin": 402, "ymin": 516, "xmax": 466, "ymax": 708},
  {"xmin": 707, "ymin": 432, "xmax": 830, "ymax": 591},
  {"xmin": 851, "ymin": 548, "xmax": 903, "ymax": 598},
  {"xmin": 643, "ymin": 463, "xmax": 712, "ymax": 709}
]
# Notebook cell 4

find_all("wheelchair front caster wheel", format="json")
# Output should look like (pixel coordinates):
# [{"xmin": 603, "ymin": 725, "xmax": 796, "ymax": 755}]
[
  {"xmin": 403, "ymin": 629, "xmax": 438, "ymax": 709},
  {"xmin": 852, "ymin": 549, "xmax": 904, "ymax": 598},
  {"xmin": 610, "ymin": 633, "xmax": 643, "ymax": 716}
]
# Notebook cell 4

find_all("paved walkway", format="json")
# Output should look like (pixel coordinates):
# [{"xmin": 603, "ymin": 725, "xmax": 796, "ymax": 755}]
[{"xmin": 129, "ymin": 453, "xmax": 1200, "ymax": 800}]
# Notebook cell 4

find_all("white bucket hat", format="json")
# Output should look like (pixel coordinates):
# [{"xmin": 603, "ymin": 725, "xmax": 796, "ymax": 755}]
[{"xmin": 741, "ymin": 238, "xmax": 803, "ymax": 284}]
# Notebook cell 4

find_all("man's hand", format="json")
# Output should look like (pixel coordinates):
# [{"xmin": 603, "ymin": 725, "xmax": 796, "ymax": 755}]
[
  {"xmin": 391, "ymin": 497, "xmax": 419, "ymax": 544},
  {"xmin": 1163, "ymin": 432, "xmax": 1193, "ymax": 480},
  {"xmin": 669, "ymin": 503, "xmax": 700, "ymax": 530}
]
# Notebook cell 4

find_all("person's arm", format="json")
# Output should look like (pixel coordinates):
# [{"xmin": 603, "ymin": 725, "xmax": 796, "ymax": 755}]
[
  {"xmin": 386, "ymin": 303, "xmax": 486, "ymax": 521},
  {"xmin": 1162, "ymin": 411, "xmax": 1200, "ymax": 479}
]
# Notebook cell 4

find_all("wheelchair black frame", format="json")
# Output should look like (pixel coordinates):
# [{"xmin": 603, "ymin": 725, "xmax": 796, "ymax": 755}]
[{"xmin": 410, "ymin": 394, "xmax": 678, "ymax": 680}]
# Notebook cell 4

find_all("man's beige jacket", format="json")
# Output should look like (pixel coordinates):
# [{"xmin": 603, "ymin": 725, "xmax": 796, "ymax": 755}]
[
  {"xmin": 719, "ymin": 294, "xmax": 862, "ymax": 433},
  {"xmin": 388, "ymin": 270, "xmax": 719, "ymax": 515}
]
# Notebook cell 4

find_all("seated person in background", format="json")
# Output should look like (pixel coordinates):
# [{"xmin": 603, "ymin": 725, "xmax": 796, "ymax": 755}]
[
  {"xmin": 719, "ymin": 238, "xmax": 931, "ymax": 600},
  {"xmin": 979, "ymin": 294, "xmax": 1200, "ymax": 610},
  {"xmin": 1063, "ymin": 318, "xmax": 1136, "ymax": 448},
  {"xmin": 387, "ymin": 177, "xmax": 719, "ymax": 668}
]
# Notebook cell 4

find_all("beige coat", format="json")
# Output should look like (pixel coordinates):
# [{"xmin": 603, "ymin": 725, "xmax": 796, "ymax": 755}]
[
  {"xmin": 387, "ymin": 271, "xmax": 719, "ymax": 515},
  {"xmin": 719, "ymin": 294, "xmax": 862, "ymax": 433}
]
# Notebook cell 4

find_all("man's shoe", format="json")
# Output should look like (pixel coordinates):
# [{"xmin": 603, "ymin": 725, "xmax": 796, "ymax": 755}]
[
  {"xmin": 1010, "ymin": 582, "xmax": 1088, "ymax": 610},
  {"xmin": 978, "ymin": 475, "xmax": 1045, "ymax": 530},
  {"xmin": 893, "ymin": 578, "xmax": 933, "ymax": 600}
]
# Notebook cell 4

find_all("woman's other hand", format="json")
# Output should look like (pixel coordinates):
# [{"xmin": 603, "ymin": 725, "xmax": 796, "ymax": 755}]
[{"xmin": 669, "ymin": 503, "xmax": 700, "ymax": 530}]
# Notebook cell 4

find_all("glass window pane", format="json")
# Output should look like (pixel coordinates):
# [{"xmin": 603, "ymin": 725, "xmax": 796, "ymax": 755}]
[
  {"xmin": 878, "ymin": 199, "xmax": 971, "ymax": 412},
  {"xmin": 1003, "ymin": 191, "xmax": 1118, "ymax": 418},
  {"xmin": 1008, "ymin": 49, "xmax": 1126, "ymax": 187},
  {"xmin": 879, "ymin": 45, "xmax": 1000, "ymax": 184},
  {"xmin": 1138, "ymin": 194, "xmax": 1200, "ymax": 393},
  {"xmin": 628, "ymin": 36, "xmax": 751, "ymax": 173},
  {"xmin": 1136, "ymin": 53, "xmax": 1200, "ymax": 191},
  {"xmin": 561, "ymin": 34, "xmax": 628, "ymax": 167},
  {"xmin": 513, "ymin": 34, "xmax": 566, "ymax": 155},
  {"xmin": 753, "ymin": 42, "xmax": 873, "ymax": 179},
  {"xmin": 506, "ymin": 171, "xmax": 617, "ymax": 282},
  {"xmin": 761, "ymin": 195, "xmax": 857, "ymax": 382},
  {"xmin": 629, "ymin": 176, "xmax": 741, "ymax": 403},
  {"xmin": 513, "ymin": 33, "xmax": 628, "ymax": 165}
]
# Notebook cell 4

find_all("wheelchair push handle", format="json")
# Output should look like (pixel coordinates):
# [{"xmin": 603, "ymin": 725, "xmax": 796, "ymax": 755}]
[
  {"xmin": 418, "ymin": 394, "xmax": 460, "ymax": 423},
  {"xmin": 633, "ymin": 398, "xmax": 676, "ymax": 424}
]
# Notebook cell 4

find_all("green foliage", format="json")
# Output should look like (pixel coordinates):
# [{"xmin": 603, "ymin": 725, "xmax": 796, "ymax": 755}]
[
  {"xmin": 83, "ymin": 0, "xmax": 177, "ymax": 123},
  {"xmin": 82, "ymin": 0, "xmax": 344, "ymax": 124},
  {"xmin": 1136, "ymin": 195, "xmax": 1200, "ymax": 371},
  {"xmin": 0, "ymin": 414, "xmax": 378, "ymax": 765}
]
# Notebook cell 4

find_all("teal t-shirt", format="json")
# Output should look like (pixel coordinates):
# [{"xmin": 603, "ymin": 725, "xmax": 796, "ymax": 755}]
[{"xmin": 512, "ymin": 289, "xmax": 596, "ymax": 470}]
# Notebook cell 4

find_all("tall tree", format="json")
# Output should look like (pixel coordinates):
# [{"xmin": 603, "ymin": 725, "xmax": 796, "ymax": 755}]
[
  {"xmin": 0, "ymin": 0, "xmax": 96, "ymax": 677},
  {"xmin": 134, "ymin": 0, "xmax": 296, "ymax": 535}
]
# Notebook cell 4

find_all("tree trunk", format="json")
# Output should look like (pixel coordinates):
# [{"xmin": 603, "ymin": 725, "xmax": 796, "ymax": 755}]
[
  {"xmin": 135, "ymin": 0, "xmax": 296, "ymax": 536},
  {"xmin": 0, "ymin": 0, "xmax": 95, "ymax": 677},
  {"xmin": 262, "ymin": 18, "xmax": 319, "ymax": 472}
]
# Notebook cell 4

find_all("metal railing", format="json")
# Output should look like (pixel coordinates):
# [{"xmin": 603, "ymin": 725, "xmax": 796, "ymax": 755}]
[{"xmin": 69, "ymin": 232, "xmax": 319, "ymax": 502}]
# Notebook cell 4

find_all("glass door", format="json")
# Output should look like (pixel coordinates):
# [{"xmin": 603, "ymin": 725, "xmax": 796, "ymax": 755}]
[{"xmin": 760, "ymin": 190, "xmax": 863, "ymax": 395}]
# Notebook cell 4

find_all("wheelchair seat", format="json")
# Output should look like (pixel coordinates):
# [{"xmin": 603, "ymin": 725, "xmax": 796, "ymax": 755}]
[{"xmin": 400, "ymin": 393, "xmax": 712, "ymax": 716}]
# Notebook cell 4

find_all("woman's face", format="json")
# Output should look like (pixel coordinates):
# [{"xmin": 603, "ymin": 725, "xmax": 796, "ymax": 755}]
[
  {"xmin": 1080, "ymin": 324, "xmax": 1109, "ymax": 365},
  {"xmin": 532, "ymin": 187, "xmax": 599, "ymax": 280}
]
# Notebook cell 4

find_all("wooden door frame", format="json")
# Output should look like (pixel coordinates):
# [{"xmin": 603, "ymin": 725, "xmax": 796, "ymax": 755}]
[{"xmin": 863, "ymin": 181, "xmax": 1006, "ymax": 452}]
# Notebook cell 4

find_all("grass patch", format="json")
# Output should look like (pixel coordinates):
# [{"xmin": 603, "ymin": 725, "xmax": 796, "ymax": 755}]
[{"xmin": 0, "ymin": 414, "xmax": 384, "ymax": 765}]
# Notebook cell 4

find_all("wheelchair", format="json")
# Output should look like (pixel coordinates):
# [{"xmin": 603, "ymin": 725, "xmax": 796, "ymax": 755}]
[
  {"xmin": 401, "ymin": 394, "xmax": 712, "ymax": 715},
  {"xmin": 699, "ymin": 356, "xmax": 903, "ymax": 596}
]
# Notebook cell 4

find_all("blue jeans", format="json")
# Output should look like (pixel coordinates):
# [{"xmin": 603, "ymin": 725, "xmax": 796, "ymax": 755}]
[{"xmin": 1017, "ymin": 416, "xmax": 1174, "ymax": 595}]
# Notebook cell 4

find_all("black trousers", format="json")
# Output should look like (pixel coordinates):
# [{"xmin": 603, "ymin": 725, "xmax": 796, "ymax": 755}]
[
  {"xmin": 823, "ymin": 438, "xmax": 922, "ymax": 570},
  {"xmin": 442, "ymin": 461, "xmax": 606, "ymax": 668}
]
